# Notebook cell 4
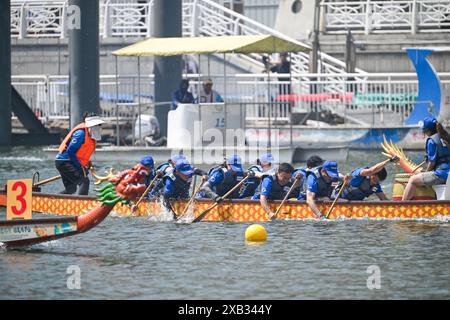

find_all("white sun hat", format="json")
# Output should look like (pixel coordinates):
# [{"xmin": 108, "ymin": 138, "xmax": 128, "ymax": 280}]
[{"xmin": 85, "ymin": 116, "xmax": 105, "ymax": 128}]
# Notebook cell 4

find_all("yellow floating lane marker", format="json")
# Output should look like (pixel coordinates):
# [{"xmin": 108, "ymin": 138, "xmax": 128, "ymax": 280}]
[{"xmin": 245, "ymin": 224, "xmax": 267, "ymax": 242}]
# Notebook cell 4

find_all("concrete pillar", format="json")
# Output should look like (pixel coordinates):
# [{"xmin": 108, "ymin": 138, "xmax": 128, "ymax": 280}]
[
  {"xmin": 309, "ymin": 0, "xmax": 321, "ymax": 74},
  {"xmin": 69, "ymin": 0, "xmax": 100, "ymax": 128},
  {"xmin": 0, "ymin": 0, "xmax": 12, "ymax": 146},
  {"xmin": 152, "ymin": 0, "xmax": 182, "ymax": 138}
]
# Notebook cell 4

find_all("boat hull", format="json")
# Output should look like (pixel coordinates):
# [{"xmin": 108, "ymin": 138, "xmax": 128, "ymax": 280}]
[
  {"xmin": 0, "ymin": 217, "xmax": 78, "ymax": 247},
  {"xmin": 0, "ymin": 198, "xmax": 114, "ymax": 247},
  {"xmin": 1, "ymin": 191, "xmax": 448, "ymax": 221}
]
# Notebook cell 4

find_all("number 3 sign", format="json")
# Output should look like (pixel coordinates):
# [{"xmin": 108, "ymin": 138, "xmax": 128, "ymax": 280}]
[{"xmin": 7, "ymin": 179, "xmax": 32, "ymax": 220}]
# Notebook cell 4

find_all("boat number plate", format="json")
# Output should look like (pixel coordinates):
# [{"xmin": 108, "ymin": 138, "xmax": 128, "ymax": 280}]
[{"xmin": 7, "ymin": 179, "xmax": 32, "ymax": 220}]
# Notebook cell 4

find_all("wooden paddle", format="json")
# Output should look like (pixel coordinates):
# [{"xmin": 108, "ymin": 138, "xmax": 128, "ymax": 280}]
[
  {"xmin": 33, "ymin": 175, "xmax": 62, "ymax": 187},
  {"xmin": 32, "ymin": 163, "xmax": 99, "ymax": 188},
  {"xmin": 176, "ymin": 179, "xmax": 206, "ymax": 221},
  {"xmin": 412, "ymin": 160, "xmax": 426, "ymax": 173},
  {"xmin": 164, "ymin": 197, "xmax": 178, "ymax": 220},
  {"xmin": 325, "ymin": 179, "xmax": 349, "ymax": 219},
  {"xmin": 131, "ymin": 173, "xmax": 160, "ymax": 213},
  {"xmin": 191, "ymin": 174, "xmax": 197, "ymax": 197},
  {"xmin": 192, "ymin": 174, "xmax": 250, "ymax": 223},
  {"xmin": 270, "ymin": 175, "xmax": 302, "ymax": 220}
]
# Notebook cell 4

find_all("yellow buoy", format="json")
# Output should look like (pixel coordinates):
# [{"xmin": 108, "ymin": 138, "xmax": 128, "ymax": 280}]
[{"xmin": 245, "ymin": 224, "xmax": 267, "ymax": 242}]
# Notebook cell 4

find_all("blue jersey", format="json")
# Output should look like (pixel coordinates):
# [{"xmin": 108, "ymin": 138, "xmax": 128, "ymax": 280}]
[
  {"xmin": 55, "ymin": 129, "xmax": 85, "ymax": 169},
  {"xmin": 306, "ymin": 168, "xmax": 336, "ymax": 199},
  {"xmin": 144, "ymin": 170, "xmax": 157, "ymax": 187},
  {"xmin": 427, "ymin": 135, "xmax": 450, "ymax": 181},
  {"xmin": 156, "ymin": 162, "xmax": 173, "ymax": 175},
  {"xmin": 238, "ymin": 165, "xmax": 262, "ymax": 198},
  {"xmin": 207, "ymin": 167, "xmax": 242, "ymax": 198},
  {"xmin": 253, "ymin": 174, "xmax": 289, "ymax": 200},
  {"xmin": 163, "ymin": 173, "xmax": 191, "ymax": 199},
  {"xmin": 147, "ymin": 167, "xmax": 167, "ymax": 199},
  {"xmin": 292, "ymin": 168, "xmax": 307, "ymax": 200},
  {"xmin": 342, "ymin": 167, "xmax": 382, "ymax": 200}
]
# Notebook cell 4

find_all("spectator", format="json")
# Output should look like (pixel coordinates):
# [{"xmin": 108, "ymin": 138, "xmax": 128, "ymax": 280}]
[
  {"xmin": 268, "ymin": 52, "xmax": 291, "ymax": 91},
  {"xmin": 266, "ymin": 52, "xmax": 292, "ymax": 114},
  {"xmin": 196, "ymin": 78, "xmax": 224, "ymax": 103},
  {"xmin": 172, "ymin": 79, "xmax": 194, "ymax": 110}
]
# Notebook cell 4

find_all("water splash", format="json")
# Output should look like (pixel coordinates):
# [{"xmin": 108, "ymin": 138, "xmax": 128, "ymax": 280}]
[
  {"xmin": 175, "ymin": 201, "xmax": 196, "ymax": 224},
  {"xmin": 146, "ymin": 197, "xmax": 176, "ymax": 222},
  {"xmin": 110, "ymin": 211, "xmax": 128, "ymax": 218},
  {"xmin": 33, "ymin": 240, "xmax": 61, "ymax": 248}
]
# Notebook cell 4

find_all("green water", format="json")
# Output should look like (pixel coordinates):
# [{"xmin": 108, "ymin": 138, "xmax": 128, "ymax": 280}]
[{"xmin": 0, "ymin": 147, "xmax": 449, "ymax": 299}]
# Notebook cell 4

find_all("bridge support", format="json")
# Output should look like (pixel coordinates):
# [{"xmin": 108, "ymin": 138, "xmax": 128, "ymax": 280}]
[
  {"xmin": 0, "ymin": 0, "xmax": 12, "ymax": 146},
  {"xmin": 69, "ymin": 0, "xmax": 100, "ymax": 128},
  {"xmin": 153, "ymin": 0, "xmax": 182, "ymax": 138}
]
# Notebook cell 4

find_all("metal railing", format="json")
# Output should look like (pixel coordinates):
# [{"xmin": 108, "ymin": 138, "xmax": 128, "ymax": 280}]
[
  {"xmin": 11, "ymin": 0, "xmax": 154, "ymax": 39},
  {"xmin": 100, "ymin": 0, "xmax": 153, "ymax": 38},
  {"xmin": 11, "ymin": 74, "xmax": 155, "ymax": 120},
  {"xmin": 11, "ymin": 72, "xmax": 450, "ymax": 127},
  {"xmin": 322, "ymin": 0, "xmax": 450, "ymax": 34},
  {"xmin": 183, "ymin": 0, "xmax": 366, "ymax": 76},
  {"xmin": 10, "ymin": 0, "xmax": 366, "ymax": 79},
  {"xmin": 12, "ymin": 0, "xmax": 450, "ymax": 37}
]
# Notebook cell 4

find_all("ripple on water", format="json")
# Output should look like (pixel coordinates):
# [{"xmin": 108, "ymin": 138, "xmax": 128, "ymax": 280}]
[
  {"xmin": 0, "ymin": 156, "xmax": 44, "ymax": 162},
  {"xmin": 1, "ymin": 148, "xmax": 449, "ymax": 299}
]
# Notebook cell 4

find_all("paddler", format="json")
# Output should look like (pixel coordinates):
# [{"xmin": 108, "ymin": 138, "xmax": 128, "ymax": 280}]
[
  {"xmin": 160, "ymin": 159, "xmax": 208, "ymax": 215},
  {"xmin": 403, "ymin": 117, "xmax": 450, "ymax": 200},
  {"xmin": 162, "ymin": 159, "xmax": 197, "ymax": 200},
  {"xmin": 149, "ymin": 155, "xmax": 207, "ymax": 199},
  {"xmin": 109, "ymin": 155, "xmax": 156, "ymax": 186},
  {"xmin": 145, "ymin": 154, "xmax": 185, "ymax": 198},
  {"xmin": 55, "ymin": 113, "xmax": 105, "ymax": 195},
  {"xmin": 108, "ymin": 155, "xmax": 156, "ymax": 201},
  {"xmin": 292, "ymin": 155, "xmax": 324, "ymax": 200},
  {"xmin": 341, "ymin": 156, "xmax": 399, "ymax": 201},
  {"xmin": 305, "ymin": 160, "xmax": 349, "ymax": 218},
  {"xmin": 155, "ymin": 154, "xmax": 186, "ymax": 177},
  {"xmin": 197, "ymin": 155, "xmax": 244, "ymax": 201},
  {"xmin": 252, "ymin": 163, "xmax": 297, "ymax": 219},
  {"xmin": 238, "ymin": 153, "xmax": 276, "ymax": 198}
]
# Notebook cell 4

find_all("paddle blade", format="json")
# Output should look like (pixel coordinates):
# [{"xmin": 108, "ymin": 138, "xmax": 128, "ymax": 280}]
[{"xmin": 192, "ymin": 204, "xmax": 216, "ymax": 223}]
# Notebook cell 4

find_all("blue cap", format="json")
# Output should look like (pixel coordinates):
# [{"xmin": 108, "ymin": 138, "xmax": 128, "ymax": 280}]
[
  {"xmin": 175, "ymin": 159, "xmax": 194, "ymax": 176},
  {"xmin": 420, "ymin": 117, "xmax": 437, "ymax": 131},
  {"xmin": 322, "ymin": 160, "xmax": 339, "ymax": 179},
  {"xmin": 225, "ymin": 155, "xmax": 243, "ymax": 174},
  {"xmin": 140, "ymin": 156, "xmax": 154, "ymax": 168},
  {"xmin": 259, "ymin": 153, "xmax": 275, "ymax": 165},
  {"xmin": 170, "ymin": 154, "xmax": 186, "ymax": 163}
]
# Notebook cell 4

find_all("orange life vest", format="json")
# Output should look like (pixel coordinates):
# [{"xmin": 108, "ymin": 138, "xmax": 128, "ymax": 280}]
[{"xmin": 58, "ymin": 123, "xmax": 96, "ymax": 166}]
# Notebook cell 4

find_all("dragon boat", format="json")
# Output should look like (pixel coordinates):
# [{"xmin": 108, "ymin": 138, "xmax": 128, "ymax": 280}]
[
  {"xmin": 1, "ymin": 179, "xmax": 138, "ymax": 247},
  {"xmin": 1, "ymin": 138, "xmax": 449, "ymax": 241},
  {"xmin": 0, "ymin": 201, "xmax": 115, "ymax": 248},
  {"xmin": 0, "ymin": 190, "xmax": 449, "ymax": 221}
]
